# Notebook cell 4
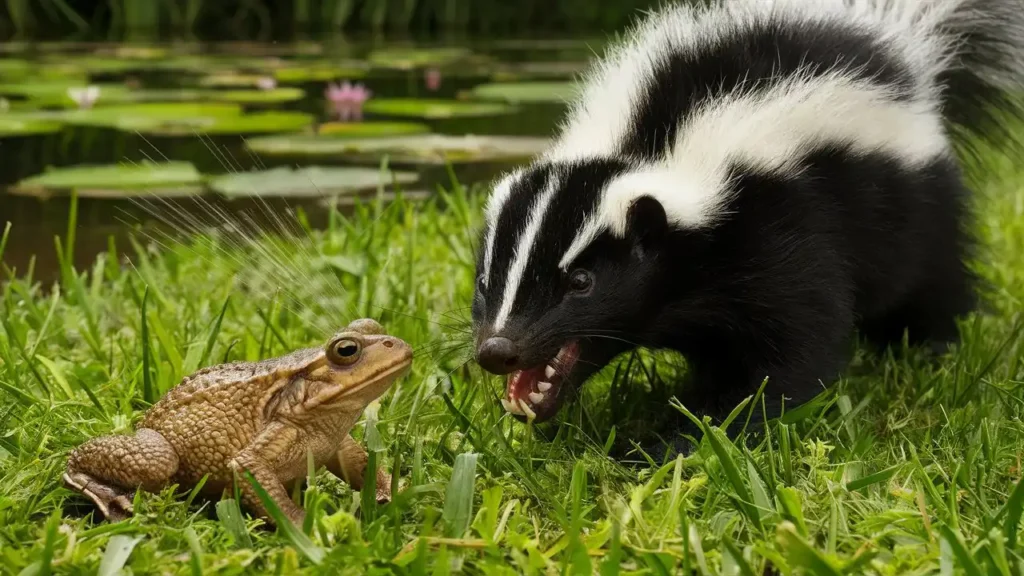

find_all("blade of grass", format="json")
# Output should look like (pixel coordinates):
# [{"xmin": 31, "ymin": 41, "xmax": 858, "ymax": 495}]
[
  {"xmin": 442, "ymin": 452, "xmax": 478, "ymax": 538},
  {"xmin": 775, "ymin": 522, "xmax": 842, "ymax": 576},
  {"xmin": 846, "ymin": 464, "xmax": 902, "ymax": 493},
  {"xmin": 141, "ymin": 286, "xmax": 154, "ymax": 404},
  {"xmin": 936, "ymin": 525, "xmax": 983, "ymax": 576},
  {"xmin": 184, "ymin": 526, "xmax": 204, "ymax": 576},
  {"xmin": 241, "ymin": 471, "xmax": 324, "ymax": 565},
  {"xmin": 197, "ymin": 296, "xmax": 230, "ymax": 370},
  {"xmin": 97, "ymin": 535, "xmax": 144, "ymax": 576},
  {"xmin": 215, "ymin": 499, "xmax": 253, "ymax": 549}
]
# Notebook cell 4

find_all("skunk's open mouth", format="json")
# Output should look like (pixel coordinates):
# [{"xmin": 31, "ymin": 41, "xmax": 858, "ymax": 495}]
[{"xmin": 501, "ymin": 340, "xmax": 580, "ymax": 422}]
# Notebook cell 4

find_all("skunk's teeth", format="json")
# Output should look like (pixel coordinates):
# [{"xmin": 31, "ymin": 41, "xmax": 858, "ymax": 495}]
[
  {"xmin": 528, "ymin": 391, "xmax": 544, "ymax": 404},
  {"xmin": 545, "ymin": 365, "xmax": 556, "ymax": 379},
  {"xmin": 538, "ymin": 381, "xmax": 553, "ymax": 392},
  {"xmin": 501, "ymin": 398, "xmax": 520, "ymax": 414},
  {"xmin": 519, "ymin": 400, "xmax": 537, "ymax": 422}
]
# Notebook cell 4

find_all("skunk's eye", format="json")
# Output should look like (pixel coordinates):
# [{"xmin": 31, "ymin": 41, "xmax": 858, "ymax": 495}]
[
  {"xmin": 475, "ymin": 274, "xmax": 486, "ymax": 293},
  {"xmin": 327, "ymin": 338, "xmax": 361, "ymax": 365},
  {"xmin": 568, "ymin": 269, "xmax": 593, "ymax": 294}
]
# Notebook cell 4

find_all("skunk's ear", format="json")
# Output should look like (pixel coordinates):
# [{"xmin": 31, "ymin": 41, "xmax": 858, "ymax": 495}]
[{"xmin": 626, "ymin": 195, "xmax": 668, "ymax": 251}]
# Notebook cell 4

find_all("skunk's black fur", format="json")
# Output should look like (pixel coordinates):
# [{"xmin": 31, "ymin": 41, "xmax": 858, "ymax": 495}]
[{"xmin": 470, "ymin": 0, "xmax": 1024, "ymax": 445}]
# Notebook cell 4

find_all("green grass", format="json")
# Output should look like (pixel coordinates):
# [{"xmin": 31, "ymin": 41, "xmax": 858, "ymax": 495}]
[{"xmin": 0, "ymin": 144, "xmax": 1023, "ymax": 574}]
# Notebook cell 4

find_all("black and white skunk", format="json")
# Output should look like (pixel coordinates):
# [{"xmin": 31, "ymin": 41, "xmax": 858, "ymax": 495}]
[{"xmin": 470, "ymin": 0, "xmax": 1024, "ymax": 434}]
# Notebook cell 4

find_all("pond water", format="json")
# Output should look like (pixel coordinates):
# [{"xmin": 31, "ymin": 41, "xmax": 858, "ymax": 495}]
[{"xmin": 0, "ymin": 39, "xmax": 602, "ymax": 282}]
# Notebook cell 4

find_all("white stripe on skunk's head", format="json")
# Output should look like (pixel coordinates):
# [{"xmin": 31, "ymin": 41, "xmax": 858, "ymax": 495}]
[{"xmin": 471, "ymin": 157, "xmax": 680, "ymax": 423}]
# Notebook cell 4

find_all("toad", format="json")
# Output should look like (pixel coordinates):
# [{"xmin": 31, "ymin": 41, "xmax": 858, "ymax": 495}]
[{"xmin": 62, "ymin": 318, "xmax": 412, "ymax": 526}]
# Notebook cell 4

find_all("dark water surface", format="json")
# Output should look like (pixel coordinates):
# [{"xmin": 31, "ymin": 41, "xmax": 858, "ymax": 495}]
[{"xmin": 0, "ymin": 39, "xmax": 592, "ymax": 283}]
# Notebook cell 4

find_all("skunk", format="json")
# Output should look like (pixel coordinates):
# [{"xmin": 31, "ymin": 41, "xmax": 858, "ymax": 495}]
[{"xmin": 470, "ymin": 0, "xmax": 1024, "ymax": 435}]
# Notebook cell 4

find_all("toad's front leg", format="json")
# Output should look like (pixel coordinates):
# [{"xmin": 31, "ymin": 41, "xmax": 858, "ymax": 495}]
[
  {"xmin": 327, "ymin": 434, "xmax": 391, "ymax": 504},
  {"xmin": 63, "ymin": 428, "xmax": 179, "ymax": 521},
  {"xmin": 229, "ymin": 422, "xmax": 307, "ymax": 526}
]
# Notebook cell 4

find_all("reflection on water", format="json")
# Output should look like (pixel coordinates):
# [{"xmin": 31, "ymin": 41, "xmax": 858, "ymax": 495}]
[{"xmin": 0, "ymin": 39, "xmax": 592, "ymax": 283}]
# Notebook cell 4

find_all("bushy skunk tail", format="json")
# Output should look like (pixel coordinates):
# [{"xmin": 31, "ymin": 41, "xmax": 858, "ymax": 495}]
[{"xmin": 866, "ymin": 0, "xmax": 1024, "ymax": 152}]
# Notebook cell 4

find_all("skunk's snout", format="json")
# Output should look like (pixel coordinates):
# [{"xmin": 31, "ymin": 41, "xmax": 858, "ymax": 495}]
[{"xmin": 476, "ymin": 336, "xmax": 521, "ymax": 375}]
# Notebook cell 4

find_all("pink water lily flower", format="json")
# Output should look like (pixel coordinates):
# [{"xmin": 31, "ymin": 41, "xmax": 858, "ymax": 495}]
[
  {"xmin": 425, "ymin": 67, "xmax": 442, "ymax": 91},
  {"xmin": 325, "ymin": 81, "xmax": 372, "ymax": 122},
  {"xmin": 68, "ymin": 86, "xmax": 101, "ymax": 109}
]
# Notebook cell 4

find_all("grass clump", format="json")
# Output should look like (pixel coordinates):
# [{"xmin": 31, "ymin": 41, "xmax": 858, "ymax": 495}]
[{"xmin": 0, "ymin": 145, "xmax": 1022, "ymax": 574}]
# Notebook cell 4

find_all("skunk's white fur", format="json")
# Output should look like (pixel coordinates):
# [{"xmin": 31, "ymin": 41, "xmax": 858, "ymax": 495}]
[
  {"xmin": 558, "ymin": 71, "xmax": 950, "ymax": 268},
  {"xmin": 492, "ymin": 175, "xmax": 561, "ymax": 332}
]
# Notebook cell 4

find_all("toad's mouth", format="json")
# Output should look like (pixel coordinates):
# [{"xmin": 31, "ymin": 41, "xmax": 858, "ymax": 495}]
[{"xmin": 501, "ymin": 340, "xmax": 580, "ymax": 423}]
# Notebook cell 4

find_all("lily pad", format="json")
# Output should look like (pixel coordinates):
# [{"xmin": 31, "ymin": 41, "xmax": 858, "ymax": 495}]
[
  {"xmin": 200, "ymin": 73, "xmax": 270, "ymax": 88},
  {"xmin": 45, "ymin": 57, "xmax": 154, "ymax": 75},
  {"xmin": 0, "ymin": 116, "xmax": 63, "ymax": 136},
  {"xmin": 208, "ymin": 166, "xmax": 419, "ymax": 199},
  {"xmin": 317, "ymin": 121, "xmax": 430, "ymax": 138},
  {"xmin": 467, "ymin": 82, "xmax": 579, "ymax": 105},
  {"xmin": 363, "ymin": 99, "xmax": 515, "ymax": 119},
  {"xmin": 0, "ymin": 82, "xmax": 131, "ymax": 107},
  {"xmin": 0, "ymin": 59, "xmax": 31, "ymax": 78},
  {"xmin": 61, "ymin": 101, "xmax": 241, "ymax": 124},
  {"xmin": 490, "ymin": 61, "xmax": 588, "ymax": 82},
  {"xmin": 209, "ymin": 87, "xmax": 306, "ymax": 104},
  {"xmin": 367, "ymin": 48, "xmax": 478, "ymax": 70},
  {"xmin": 245, "ymin": 134, "xmax": 548, "ymax": 165},
  {"xmin": 9, "ymin": 161, "xmax": 205, "ymax": 199},
  {"xmin": 273, "ymin": 64, "xmax": 369, "ymax": 83},
  {"xmin": 97, "ymin": 45, "xmax": 170, "ymax": 60},
  {"xmin": 130, "ymin": 111, "xmax": 315, "ymax": 137}
]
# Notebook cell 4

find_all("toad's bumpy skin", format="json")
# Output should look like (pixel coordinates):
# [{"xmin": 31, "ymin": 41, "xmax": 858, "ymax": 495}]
[{"xmin": 62, "ymin": 318, "xmax": 413, "ymax": 526}]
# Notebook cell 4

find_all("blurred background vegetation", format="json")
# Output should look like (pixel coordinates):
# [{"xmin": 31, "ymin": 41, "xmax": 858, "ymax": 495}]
[{"xmin": 0, "ymin": 0, "xmax": 661, "ymax": 40}]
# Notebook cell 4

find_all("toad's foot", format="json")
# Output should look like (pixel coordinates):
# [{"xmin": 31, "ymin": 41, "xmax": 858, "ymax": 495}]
[
  {"xmin": 62, "ymin": 472, "xmax": 135, "ymax": 521},
  {"xmin": 330, "ymin": 434, "xmax": 393, "ymax": 505}
]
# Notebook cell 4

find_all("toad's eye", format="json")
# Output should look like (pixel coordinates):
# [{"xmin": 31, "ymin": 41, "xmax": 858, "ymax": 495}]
[
  {"xmin": 568, "ymin": 269, "xmax": 593, "ymax": 294},
  {"xmin": 327, "ymin": 338, "xmax": 361, "ymax": 365}
]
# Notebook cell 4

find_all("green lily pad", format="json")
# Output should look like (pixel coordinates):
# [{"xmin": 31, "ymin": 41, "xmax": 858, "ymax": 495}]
[
  {"xmin": 9, "ymin": 161, "xmax": 205, "ymax": 199},
  {"xmin": 0, "ymin": 82, "xmax": 131, "ymax": 107},
  {"xmin": 467, "ymin": 82, "xmax": 579, "ymax": 104},
  {"xmin": 367, "ymin": 48, "xmax": 477, "ymax": 70},
  {"xmin": 0, "ymin": 59, "xmax": 31, "ymax": 78},
  {"xmin": 245, "ymin": 134, "xmax": 548, "ymax": 165},
  {"xmin": 133, "ymin": 111, "xmax": 315, "ymax": 136},
  {"xmin": 317, "ymin": 121, "xmax": 430, "ymax": 138},
  {"xmin": 273, "ymin": 64, "xmax": 368, "ymax": 83},
  {"xmin": 2, "ymin": 59, "xmax": 86, "ymax": 82},
  {"xmin": 487, "ymin": 38, "xmax": 601, "ymax": 51},
  {"xmin": 0, "ymin": 116, "xmax": 63, "ymax": 136},
  {"xmin": 208, "ymin": 166, "xmax": 419, "ymax": 199},
  {"xmin": 45, "ymin": 57, "xmax": 153, "ymax": 75},
  {"xmin": 209, "ymin": 87, "xmax": 306, "ymax": 104},
  {"xmin": 363, "ymin": 99, "xmax": 515, "ymax": 119},
  {"xmin": 490, "ymin": 61, "xmax": 587, "ymax": 82},
  {"xmin": 200, "ymin": 73, "xmax": 274, "ymax": 88},
  {"xmin": 97, "ymin": 45, "xmax": 170, "ymax": 60},
  {"xmin": 50, "ymin": 102, "xmax": 244, "ymax": 129}
]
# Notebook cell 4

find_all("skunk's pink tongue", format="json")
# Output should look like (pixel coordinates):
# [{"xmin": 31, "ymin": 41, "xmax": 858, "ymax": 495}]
[{"xmin": 502, "ymin": 341, "xmax": 579, "ymax": 421}]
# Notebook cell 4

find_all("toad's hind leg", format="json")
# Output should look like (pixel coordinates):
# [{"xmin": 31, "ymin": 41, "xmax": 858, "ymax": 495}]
[
  {"xmin": 63, "ymin": 428, "xmax": 179, "ymax": 521},
  {"xmin": 327, "ymin": 435, "xmax": 392, "ymax": 504}
]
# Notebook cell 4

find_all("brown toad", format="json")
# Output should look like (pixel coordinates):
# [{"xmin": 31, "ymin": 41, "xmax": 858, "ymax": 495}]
[{"xmin": 63, "ymin": 318, "xmax": 412, "ymax": 525}]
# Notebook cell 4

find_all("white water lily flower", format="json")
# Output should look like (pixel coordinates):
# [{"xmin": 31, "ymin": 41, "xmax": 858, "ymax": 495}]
[{"xmin": 67, "ymin": 86, "xmax": 101, "ymax": 109}]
